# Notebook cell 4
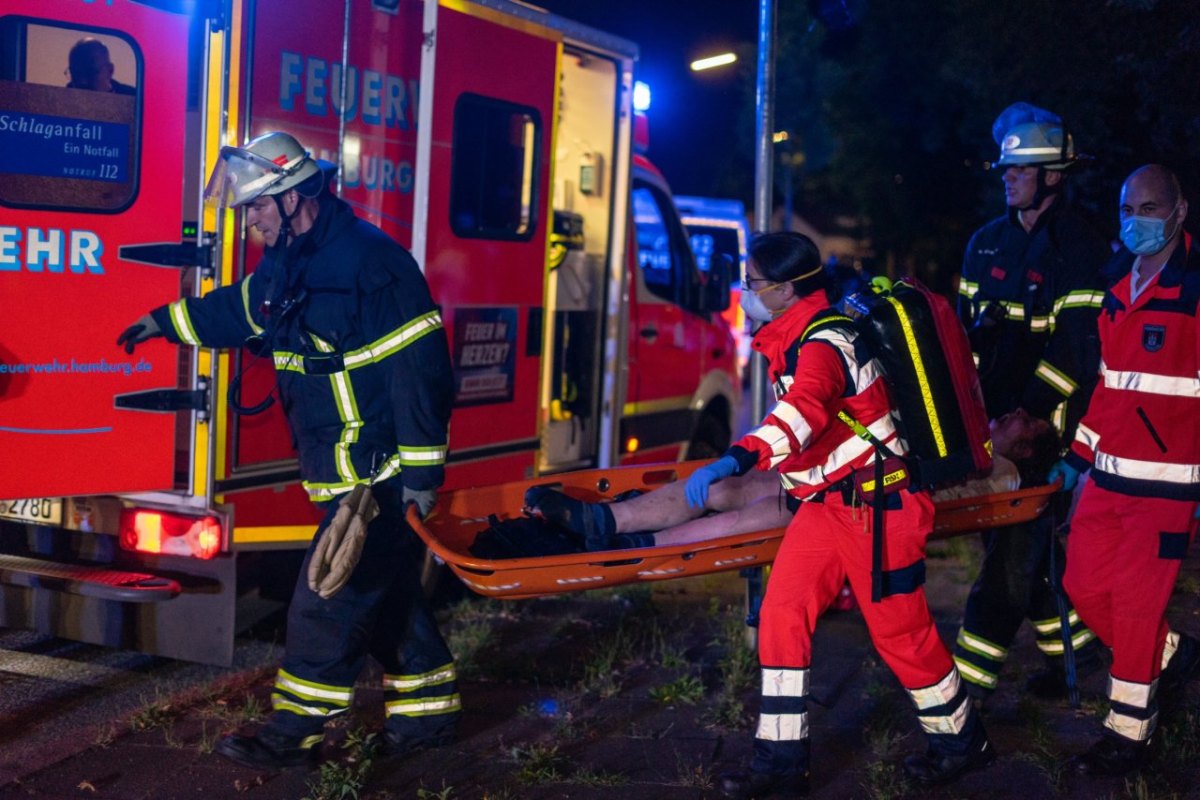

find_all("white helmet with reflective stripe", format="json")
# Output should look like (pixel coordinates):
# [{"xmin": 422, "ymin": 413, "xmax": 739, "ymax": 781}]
[
  {"xmin": 204, "ymin": 131, "xmax": 322, "ymax": 209},
  {"xmin": 996, "ymin": 121, "xmax": 1078, "ymax": 171}
]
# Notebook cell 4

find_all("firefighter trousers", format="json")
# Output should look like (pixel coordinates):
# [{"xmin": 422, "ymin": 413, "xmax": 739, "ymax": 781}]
[
  {"xmin": 953, "ymin": 514, "xmax": 1100, "ymax": 698},
  {"xmin": 269, "ymin": 482, "xmax": 460, "ymax": 741},
  {"xmin": 752, "ymin": 490, "xmax": 984, "ymax": 777},
  {"xmin": 1063, "ymin": 481, "xmax": 1197, "ymax": 743}
]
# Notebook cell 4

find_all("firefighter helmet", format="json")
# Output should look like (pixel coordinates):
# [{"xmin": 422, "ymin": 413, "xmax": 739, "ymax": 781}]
[
  {"xmin": 996, "ymin": 121, "xmax": 1078, "ymax": 170},
  {"xmin": 204, "ymin": 131, "xmax": 322, "ymax": 208}
]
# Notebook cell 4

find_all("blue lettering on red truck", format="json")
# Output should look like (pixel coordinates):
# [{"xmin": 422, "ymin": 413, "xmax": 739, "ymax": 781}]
[{"xmin": 0, "ymin": 227, "xmax": 104, "ymax": 274}]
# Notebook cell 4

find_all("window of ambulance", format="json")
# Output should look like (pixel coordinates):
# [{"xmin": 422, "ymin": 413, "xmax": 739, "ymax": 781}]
[
  {"xmin": 687, "ymin": 225, "xmax": 742, "ymax": 279},
  {"xmin": 449, "ymin": 93, "xmax": 540, "ymax": 240},
  {"xmin": 0, "ymin": 17, "xmax": 141, "ymax": 212},
  {"xmin": 632, "ymin": 183, "xmax": 701, "ymax": 311}
]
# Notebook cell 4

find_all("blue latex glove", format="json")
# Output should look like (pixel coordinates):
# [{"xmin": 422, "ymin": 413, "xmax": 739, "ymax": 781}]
[
  {"xmin": 685, "ymin": 456, "xmax": 739, "ymax": 509},
  {"xmin": 1047, "ymin": 459, "xmax": 1081, "ymax": 492}
]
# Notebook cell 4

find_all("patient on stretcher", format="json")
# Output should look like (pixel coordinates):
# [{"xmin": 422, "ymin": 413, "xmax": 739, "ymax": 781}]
[{"xmin": 491, "ymin": 410, "xmax": 1058, "ymax": 558}]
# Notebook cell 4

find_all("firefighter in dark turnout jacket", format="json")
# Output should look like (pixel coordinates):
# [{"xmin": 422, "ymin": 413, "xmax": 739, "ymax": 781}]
[
  {"xmin": 954, "ymin": 104, "xmax": 1107, "ymax": 702},
  {"xmin": 117, "ymin": 132, "xmax": 459, "ymax": 769},
  {"xmin": 1059, "ymin": 165, "xmax": 1200, "ymax": 776}
]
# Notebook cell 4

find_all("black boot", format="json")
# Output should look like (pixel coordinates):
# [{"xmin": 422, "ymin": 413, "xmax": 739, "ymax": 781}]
[
  {"xmin": 1070, "ymin": 733, "xmax": 1147, "ymax": 777},
  {"xmin": 902, "ymin": 735, "xmax": 995, "ymax": 785},
  {"xmin": 215, "ymin": 729, "xmax": 322, "ymax": 770},
  {"xmin": 523, "ymin": 487, "xmax": 616, "ymax": 551},
  {"xmin": 1024, "ymin": 666, "xmax": 1068, "ymax": 699},
  {"xmin": 719, "ymin": 769, "xmax": 809, "ymax": 799},
  {"xmin": 375, "ymin": 725, "xmax": 456, "ymax": 762}
]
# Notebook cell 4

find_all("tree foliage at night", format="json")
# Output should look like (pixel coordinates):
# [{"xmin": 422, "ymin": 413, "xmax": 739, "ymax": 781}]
[{"xmin": 723, "ymin": 0, "xmax": 1200, "ymax": 287}]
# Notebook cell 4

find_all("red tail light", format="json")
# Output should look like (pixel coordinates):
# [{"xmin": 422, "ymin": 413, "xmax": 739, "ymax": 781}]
[{"xmin": 118, "ymin": 509, "xmax": 223, "ymax": 560}]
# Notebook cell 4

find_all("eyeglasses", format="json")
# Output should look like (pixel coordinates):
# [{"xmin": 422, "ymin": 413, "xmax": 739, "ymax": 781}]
[{"xmin": 741, "ymin": 277, "xmax": 773, "ymax": 291}]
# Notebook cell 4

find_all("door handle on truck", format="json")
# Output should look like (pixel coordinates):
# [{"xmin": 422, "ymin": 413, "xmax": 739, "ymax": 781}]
[{"xmin": 639, "ymin": 326, "xmax": 658, "ymax": 342}]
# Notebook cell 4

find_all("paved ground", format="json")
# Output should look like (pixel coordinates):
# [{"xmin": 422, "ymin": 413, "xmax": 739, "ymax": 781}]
[{"xmin": 2, "ymin": 536, "xmax": 1200, "ymax": 800}]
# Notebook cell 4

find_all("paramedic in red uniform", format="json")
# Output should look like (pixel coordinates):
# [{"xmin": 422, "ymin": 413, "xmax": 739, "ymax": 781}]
[
  {"xmin": 1058, "ymin": 164, "xmax": 1200, "ymax": 776},
  {"xmin": 689, "ymin": 232, "xmax": 993, "ymax": 798},
  {"xmin": 954, "ymin": 103, "xmax": 1107, "ymax": 702},
  {"xmin": 116, "ymin": 132, "xmax": 459, "ymax": 769}
]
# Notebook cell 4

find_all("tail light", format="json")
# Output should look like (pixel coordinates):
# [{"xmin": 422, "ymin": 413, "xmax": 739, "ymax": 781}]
[{"xmin": 118, "ymin": 509, "xmax": 223, "ymax": 560}]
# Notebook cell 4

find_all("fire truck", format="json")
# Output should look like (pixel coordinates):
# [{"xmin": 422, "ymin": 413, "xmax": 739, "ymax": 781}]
[{"xmin": 0, "ymin": 0, "xmax": 738, "ymax": 664}]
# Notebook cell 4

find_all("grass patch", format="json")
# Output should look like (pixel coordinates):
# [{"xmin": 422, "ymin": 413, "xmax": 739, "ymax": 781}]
[
  {"xmin": 703, "ymin": 601, "xmax": 757, "ymax": 729},
  {"xmin": 127, "ymin": 693, "xmax": 176, "ymax": 732},
  {"xmin": 303, "ymin": 727, "xmax": 373, "ymax": 800},
  {"xmin": 508, "ymin": 743, "xmax": 564, "ymax": 784},
  {"xmin": 1011, "ymin": 697, "xmax": 1068, "ymax": 794},
  {"xmin": 650, "ymin": 674, "xmax": 705, "ymax": 706},
  {"xmin": 571, "ymin": 768, "xmax": 629, "ymax": 786},
  {"xmin": 415, "ymin": 782, "xmax": 456, "ymax": 799},
  {"xmin": 441, "ymin": 597, "xmax": 513, "ymax": 680}
]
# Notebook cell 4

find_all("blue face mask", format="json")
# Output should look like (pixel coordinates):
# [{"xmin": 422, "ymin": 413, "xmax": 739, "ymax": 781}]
[{"xmin": 1120, "ymin": 206, "xmax": 1181, "ymax": 255}]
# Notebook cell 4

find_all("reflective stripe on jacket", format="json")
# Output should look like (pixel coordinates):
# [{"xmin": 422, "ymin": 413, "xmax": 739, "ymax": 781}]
[
  {"xmin": 152, "ymin": 195, "xmax": 452, "ymax": 501},
  {"xmin": 727, "ymin": 293, "xmax": 903, "ymax": 499},
  {"xmin": 957, "ymin": 201, "xmax": 1107, "ymax": 438}
]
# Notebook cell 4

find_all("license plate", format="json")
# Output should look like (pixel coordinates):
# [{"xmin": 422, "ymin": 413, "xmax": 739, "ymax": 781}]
[{"xmin": 0, "ymin": 497, "xmax": 63, "ymax": 525}]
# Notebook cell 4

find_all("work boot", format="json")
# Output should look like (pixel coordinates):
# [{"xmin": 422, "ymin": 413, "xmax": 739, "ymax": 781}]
[
  {"xmin": 1025, "ymin": 639, "xmax": 1105, "ymax": 699},
  {"xmin": 1070, "ymin": 733, "xmax": 1147, "ymax": 777},
  {"xmin": 1024, "ymin": 666, "xmax": 1069, "ymax": 699},
  {"xmin": 375, "ymin": 725, "xmax": 457, "ymax": 762},
  {"xmin": 902, "ymin": 734, "xmax": 995, "ymax": 785},
  {"xmin": 215, "ymin": 728, "xmax": 322, "ymax": 770},
  {"xmin": 523, "ymin": 487, "xmax": 616, "ymax": 551},
  {"xmin": 719, "ymin": 769, "xmax": 809, "ymax": 799}
]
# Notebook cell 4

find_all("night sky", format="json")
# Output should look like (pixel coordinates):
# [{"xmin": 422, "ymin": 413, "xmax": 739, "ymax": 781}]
[{"xmin": 533, "ymin": 0, "xmax": 759, "ymax": 199}]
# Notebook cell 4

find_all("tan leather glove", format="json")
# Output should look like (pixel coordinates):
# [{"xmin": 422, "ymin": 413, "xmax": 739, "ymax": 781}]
[{"xmin": 306, "ymin": 484, "xmax": 380, "ymax": 599}]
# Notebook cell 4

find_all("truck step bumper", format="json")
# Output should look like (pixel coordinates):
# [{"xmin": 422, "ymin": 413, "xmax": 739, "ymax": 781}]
[{"xmin": 0, "ymin": 554, "xmax": 180, "ymax": 603}]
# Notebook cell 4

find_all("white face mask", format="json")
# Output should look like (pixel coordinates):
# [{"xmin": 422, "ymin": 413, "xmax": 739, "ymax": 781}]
[{"xmin": 740, "ymin": 283, "xmax": 775, "ymax": 322}]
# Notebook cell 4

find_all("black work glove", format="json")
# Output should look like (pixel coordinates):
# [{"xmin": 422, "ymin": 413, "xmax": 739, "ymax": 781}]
[{"xmin": 117, "ymin": 314, "xmax": 163, "ymax": 354}]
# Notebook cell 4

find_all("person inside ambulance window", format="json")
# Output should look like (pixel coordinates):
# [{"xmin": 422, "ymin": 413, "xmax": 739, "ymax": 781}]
[
  {"xmin": 65, "ymin": 38, "xmax": 135, "ymax": 95},
  {"xmin": 116, "ymin": 131, "xmax": 459, "ymax": 772},
  {"xmin": 523, "ymin": 408, "xmax": 1062, "ymax": 551},
  {"xmin": 1055, "ymin": 164, "xmax": 1200, "ymax": 777}
]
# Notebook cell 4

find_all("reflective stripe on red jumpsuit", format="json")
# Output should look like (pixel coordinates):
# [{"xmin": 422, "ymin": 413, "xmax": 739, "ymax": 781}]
[
  {"xmin": 1063, "ymin": 233, "xmax": 1200, "ymax": 745},
  {"xmin": 724, "ymin": 292, "xmax": 983, "ymax": 776}
]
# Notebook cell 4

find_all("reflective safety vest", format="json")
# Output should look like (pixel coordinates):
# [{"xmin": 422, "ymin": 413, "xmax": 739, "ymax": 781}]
[{"xmin": 1068, "ymin": 234, "xmax": 1200, "ymax": 501}]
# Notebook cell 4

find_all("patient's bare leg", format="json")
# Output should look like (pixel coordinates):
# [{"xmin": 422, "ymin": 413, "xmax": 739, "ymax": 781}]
[
  {"xmin": 610, "ymin": 469, "xmax": 780, "ymax": 533},
  {"xmin": 651, "ymin": 493, "xmax": 793, "ymax": 546}
]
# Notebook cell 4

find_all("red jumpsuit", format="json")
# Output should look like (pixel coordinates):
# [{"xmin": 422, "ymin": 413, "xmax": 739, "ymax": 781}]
[
  {"xmin": 1063, "ymin": 234, "xmax": 1200, "ymax": 745},
  {"xmin": 725, "ymin": 294, "xmax": 985, "ymax": 777}
]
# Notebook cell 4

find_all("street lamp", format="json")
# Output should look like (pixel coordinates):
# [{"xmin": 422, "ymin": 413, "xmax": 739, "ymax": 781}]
[{"xmin": 690, "ymin": 52, "xmax": 737, "ymax": 72}]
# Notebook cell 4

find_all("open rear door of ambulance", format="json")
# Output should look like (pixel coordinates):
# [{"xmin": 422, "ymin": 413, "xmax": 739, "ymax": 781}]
[
  {"xmin": 412, "ymin": 0, "xmax": 561, "ymax": 488},
  {"xmin": 0, "ymin": 1, "xmax": 210, "ymax": 506}
]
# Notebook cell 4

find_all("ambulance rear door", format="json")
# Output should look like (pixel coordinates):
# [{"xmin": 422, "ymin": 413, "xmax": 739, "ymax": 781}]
[
  {"xmin": 0, "ymin": 1, "xmax": 210, "ymax": 503},
  {"xmin": 412, "ymin": 0, "xmax": 560, "ymax": 488}
]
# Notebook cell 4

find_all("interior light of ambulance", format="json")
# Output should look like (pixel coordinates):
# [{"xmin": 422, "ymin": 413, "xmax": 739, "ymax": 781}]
[
  {"xmin": 119, "ymin": 510, "xmax": 222, "ymax": 560},
  {"xmin": 625, "ymin": 436, "xmax": 640, "ymax": 453}
]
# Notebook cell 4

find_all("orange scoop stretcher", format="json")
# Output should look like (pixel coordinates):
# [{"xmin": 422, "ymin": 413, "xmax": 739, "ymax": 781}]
[{"xmin": 406, "ymin": 461, "xmax": 1059, "ymax": 600}]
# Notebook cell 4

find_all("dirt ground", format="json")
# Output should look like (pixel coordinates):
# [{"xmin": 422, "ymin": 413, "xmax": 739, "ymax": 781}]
[{"xmin": 3, "ymin": 536, "xmax": 1200, "ymax": 800}]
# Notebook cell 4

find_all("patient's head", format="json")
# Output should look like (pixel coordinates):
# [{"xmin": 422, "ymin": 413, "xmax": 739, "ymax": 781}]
[{"xmin": 991, "ymin": 409, "xmax": 1061, "ymax": 486}]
